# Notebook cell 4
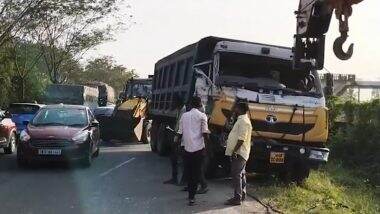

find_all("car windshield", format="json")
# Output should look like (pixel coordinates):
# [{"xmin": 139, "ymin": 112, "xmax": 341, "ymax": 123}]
[
  {"xmin": 218, "ymin": 52, "xmax": 322, "ymax": 96},
  {"xmin": 9, "ymin": 104, "xmax": 40, "ymax": 114},
  {"xmin": 32, "ymin": 108, "xmax": 88, "ymax": 127}
]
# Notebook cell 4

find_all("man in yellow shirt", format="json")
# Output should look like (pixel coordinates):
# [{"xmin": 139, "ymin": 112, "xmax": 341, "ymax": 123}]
[{"xmin": 224, "ymin": 101, "xmax": 252, "ymax": 206}]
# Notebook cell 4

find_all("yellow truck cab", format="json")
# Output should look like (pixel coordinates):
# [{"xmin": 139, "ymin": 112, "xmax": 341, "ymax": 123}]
[{"xmin": 149, "ymin": 37, "xmax": 329, "ymax": 182}]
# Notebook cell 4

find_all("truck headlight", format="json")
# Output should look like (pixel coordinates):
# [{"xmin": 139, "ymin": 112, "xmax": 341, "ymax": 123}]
[
  {"xmin": 309, "ymin": 150, "xmax": 329, "ymax": 161},
  {"xmin": 20, "ymin": 130, "xmax": 31, "ymax": 142},
  {"xmin": 72, "ymin": 131, "xmax": 89, "ymax": 143}
]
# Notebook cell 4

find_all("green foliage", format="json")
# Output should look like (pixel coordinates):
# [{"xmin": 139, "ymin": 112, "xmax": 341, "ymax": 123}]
[
  {"xmin": 0, "ymin": 1, "xmax": 134, "ymax": 107},
  {"xmin": 1, "ymin": 0, "xmax": 131, "ymax": 83},
  {"xmin": 0, "ymin": 43, "xmax": 15, "ymax": 108},
  {"xmin": 68, "ymin": 56, "xmax": 137, "ymax": 93},
  {"xmin": 252, "ymin": 163, "xmax": 380, "ymax": 214},
  {"xmin": 329, "ymin": 100, "xmax": 380, "ymax": 185}
]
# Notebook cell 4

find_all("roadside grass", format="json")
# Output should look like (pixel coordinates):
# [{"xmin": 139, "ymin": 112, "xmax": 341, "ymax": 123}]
[{"xmin": 248, "ymin": 163, "xmax": 380, "ymax": 214}]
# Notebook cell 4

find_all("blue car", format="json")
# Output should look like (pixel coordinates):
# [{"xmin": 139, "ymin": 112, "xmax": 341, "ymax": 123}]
[{"xmin": 8, "ymin": 103, "xmax": 43, "ymax": 134}]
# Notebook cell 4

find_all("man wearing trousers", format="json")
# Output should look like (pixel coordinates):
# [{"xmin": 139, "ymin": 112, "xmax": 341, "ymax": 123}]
[
  {"xmin": 177, "ymin": 96, "xmax": 210, "ymax": 206},
  {"xmin": 163, "ymin": 97, "xmax": 186, "ymax": 185},
  {"xmin": 224, "ymin": 102, "xmax": 252, "ymax": 206}
]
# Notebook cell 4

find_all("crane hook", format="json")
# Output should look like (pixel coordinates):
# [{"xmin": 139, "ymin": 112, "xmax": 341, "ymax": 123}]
[{"xmin": 333, "ymin": 34, "xmax": 354, "ymax": 60}]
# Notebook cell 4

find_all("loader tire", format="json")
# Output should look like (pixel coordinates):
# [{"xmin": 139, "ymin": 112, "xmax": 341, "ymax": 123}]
[{"xmin": 142, "ymin": 121, "xmax": 152, "ymax": 145}]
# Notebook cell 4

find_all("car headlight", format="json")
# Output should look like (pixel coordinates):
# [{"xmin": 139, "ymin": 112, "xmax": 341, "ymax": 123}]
[
  {"xmin": 309, "ymin": 150, "xmax": 329, "ymax": 161},
  {"xmin": 20, "ymin": 130, "xmax": 31, "ymax": 142},
  {"xmin": 72, "ymin": 131, "xmax": 89, "ymax": 143}
]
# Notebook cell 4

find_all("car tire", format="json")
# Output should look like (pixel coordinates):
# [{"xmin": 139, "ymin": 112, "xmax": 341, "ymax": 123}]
[
  {"xmin": 93, "ymin": 146, "xmax": 100, "ymax": 158},
  {"xmin": 141, "ymin": 121, "xmax": 152, "ymax": 145},
  {"xmin": 82, "ymin": 146, "xmax": 93, "ymax": 168},
  {"xmin": 17, "ymin": 148, "xmax": 28, "ymax": 168},
  {"xmin": 4, "ymin": 132, "xmax": 16, "ymax": 154}
]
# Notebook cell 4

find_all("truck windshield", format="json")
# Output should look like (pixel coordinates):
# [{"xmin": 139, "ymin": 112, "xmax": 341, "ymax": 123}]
[{"xmin": 218, "ymin": 52, "xmax": 322, "ymax": 96}]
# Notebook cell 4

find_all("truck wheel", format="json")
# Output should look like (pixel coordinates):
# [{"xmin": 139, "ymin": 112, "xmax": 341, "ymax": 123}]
[
  {"xmin": 292, "ymin": 164, "xmax": 310, "ymax": 184},
  {"xmin": 4, "ymin": 132, "xmax": 16, "ymax": 154},
  {"xmin": 150, "ymin": 121, "xmax": 159, "ymax": 152},
  {"xmin": 156, "ymin": 124, "xmax": 169, "ymax": 156},
  {"xmin": 278, "ymin": 170, "xmax": 292, "ymax": 184},
  {"xmin": 142, "ymin": 121, "xmax": 152, "ymax": 144}
]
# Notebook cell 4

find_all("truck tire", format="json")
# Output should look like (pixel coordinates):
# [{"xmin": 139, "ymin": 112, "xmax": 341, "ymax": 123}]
[
  {"xmin": 150, "ymin": 121, "xmax": 159, "ymax": 152},
  {"xmin": 142, "ymin": 121, "xmax": 152, "ymax": 144},
  {"xmin": 4, "ymin": 132, "xmax": 16, "ymax": 154},
  {"xmin": 156, "ymin": 124, "xmax": 169, "ymax": 156},
  {"xmin": 279, "ymin": 164, "xmax": 310, "ymax": 184},
  {"xmin": 292, "ymin": 164, "xmax": 310, "ymax": 184}
]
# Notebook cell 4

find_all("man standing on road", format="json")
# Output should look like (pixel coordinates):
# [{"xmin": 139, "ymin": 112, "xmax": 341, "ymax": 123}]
[
  {"xmin": 163, "ymin": 96, "xmax": 186, "ymax": 185},
  {"xmin": 224, "ymin": 101, "xmax": 252, "ymax": 206},
  {"xmin": 177, "ymin": 96, "xmax": 210, "ymax": 206}
]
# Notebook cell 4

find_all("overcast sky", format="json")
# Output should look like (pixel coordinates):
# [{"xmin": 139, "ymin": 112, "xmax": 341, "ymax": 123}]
[{"xmin": 88, "ymin": 0, "xmax": 379, "ymax": 80}]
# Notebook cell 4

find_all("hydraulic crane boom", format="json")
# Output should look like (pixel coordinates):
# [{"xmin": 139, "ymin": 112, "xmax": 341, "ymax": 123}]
[{"xmin": 293, "ymin": 0, "xmax": 363, "ymax": 70}]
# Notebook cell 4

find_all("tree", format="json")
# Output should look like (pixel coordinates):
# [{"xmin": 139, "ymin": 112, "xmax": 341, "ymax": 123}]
[
  {"xmin": 32, "ymin": 0, "xmax": 130, "ymax": 83},
  {"xmin": 9, "ymin": 39, "xmax": 44, "ymax": 101},
  {"xmin": 69, "ymin": 56, "xmax": 137, "ymax": 93},
  {"xmin": 0, "ymin": 0, "xmax": 44, "ymax": 48},
  {"xmin": 0, "ymin": 41, "xmax": 15, "ymax": 107}
]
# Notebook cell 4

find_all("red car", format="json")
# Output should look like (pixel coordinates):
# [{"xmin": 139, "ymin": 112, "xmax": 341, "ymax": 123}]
[
  {"xmin": 17, "ymin": 105, "xmax": 101, "ymax": 167},
  {"xmin": 0, "ymin": 111, "xmax": 17, "ymax": 154}
]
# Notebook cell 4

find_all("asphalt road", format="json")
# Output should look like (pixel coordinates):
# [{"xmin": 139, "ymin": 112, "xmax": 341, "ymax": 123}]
[{"xmin": 0, "ymin": 142, "xmax": 266, "ymax": 214}]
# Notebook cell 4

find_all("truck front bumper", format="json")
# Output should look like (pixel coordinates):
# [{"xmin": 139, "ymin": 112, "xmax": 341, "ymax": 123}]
[{"xmin": 247, "ymin": 139, "xmax": 329, "ymax": 173}]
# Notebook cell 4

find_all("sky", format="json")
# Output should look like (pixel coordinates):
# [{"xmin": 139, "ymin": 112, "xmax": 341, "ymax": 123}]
[{"xmin": 87, "ymin": 0, "xmax": 380, "ymax": 80}]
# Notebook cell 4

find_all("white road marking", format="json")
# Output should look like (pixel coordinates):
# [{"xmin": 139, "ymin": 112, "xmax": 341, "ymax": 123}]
[{"xmin": 99, "ymin": 158, "xmax": 136, "ymax": 177}]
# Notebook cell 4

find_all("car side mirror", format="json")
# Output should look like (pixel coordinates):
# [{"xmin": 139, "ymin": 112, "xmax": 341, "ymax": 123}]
[
  {"xmin": 23, "ymin": 121, "xmax": 29, "ymax": 126},
  {"xmin": 91, "ymin": 120, "xmax": 99, "ymax": 127},
  {"xmin": 4, "ymin": 111, "xmax": 11, "ymax": 118}
]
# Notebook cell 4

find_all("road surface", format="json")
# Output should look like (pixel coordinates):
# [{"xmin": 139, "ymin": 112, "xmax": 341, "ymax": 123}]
[{"xmin": 0, "ymin": 142, "xmax": 266, "ymax": 214}]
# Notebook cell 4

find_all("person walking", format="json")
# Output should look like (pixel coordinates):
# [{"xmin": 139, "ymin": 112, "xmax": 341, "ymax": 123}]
[
  {"xmin": 180, "ymin": 103, "xmax": 209, "ymax": 194},
  {"xmin": 224, "ymin": 101, "xmax": 252, "ymax": 206},
  {"xmin": 177, "ymin": 96, "xmax": 210, "ymax": 206},
  {"xmin": 163, "ymin": 97, "xmax": 186, "ymax": 185}
]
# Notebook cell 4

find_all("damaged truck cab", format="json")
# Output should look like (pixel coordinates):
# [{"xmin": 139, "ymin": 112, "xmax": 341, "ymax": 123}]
[{"xmin": 150, "ymin": 37, "xmax": 329, "ymax": 182}]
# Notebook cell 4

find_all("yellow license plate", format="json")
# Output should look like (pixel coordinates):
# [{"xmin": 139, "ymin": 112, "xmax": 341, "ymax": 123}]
[{"xmin": 270, "ymin": 152, "xmax": 285, "ymax": 164}]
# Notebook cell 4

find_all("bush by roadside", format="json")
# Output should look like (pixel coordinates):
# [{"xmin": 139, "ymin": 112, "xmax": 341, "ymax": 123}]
[
  {"xmin": 248, "ymin": 163, "xmax": 380, "ymax": 214},
  {"xmin": 330, "ymin": 99, "xmax": 380, "ymax": 186}
]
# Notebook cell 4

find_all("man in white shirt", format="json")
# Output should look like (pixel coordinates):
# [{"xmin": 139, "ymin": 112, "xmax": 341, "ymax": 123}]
[{"xmin": 177, "ymin": 96, "xmax": 210, "ymax": 206}]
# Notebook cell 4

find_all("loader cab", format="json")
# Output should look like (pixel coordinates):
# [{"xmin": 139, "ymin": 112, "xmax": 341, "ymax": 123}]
[{"xmin": 124, "ymin": 79, "xmax": 152, "ymax": 100}]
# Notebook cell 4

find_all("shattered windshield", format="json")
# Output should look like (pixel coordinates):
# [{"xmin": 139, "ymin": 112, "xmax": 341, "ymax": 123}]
[{"xmin": 217, "ymin": 52, "xmax": 322, "ymax": 96}]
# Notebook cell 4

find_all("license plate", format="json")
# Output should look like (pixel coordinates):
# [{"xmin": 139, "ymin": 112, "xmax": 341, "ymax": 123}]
[
  {"xmin": 270, "ymin": 152, "xmax": 285, "ymax": 164},
  {"xmin": 38, "ymin": 149, "xmax": 62, "ymax": 156}
]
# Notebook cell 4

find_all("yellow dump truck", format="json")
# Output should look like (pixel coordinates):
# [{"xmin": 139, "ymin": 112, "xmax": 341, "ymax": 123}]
[{"xmin": 149, "ymin": 37, "xmax": 329, "ymax": 182}]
